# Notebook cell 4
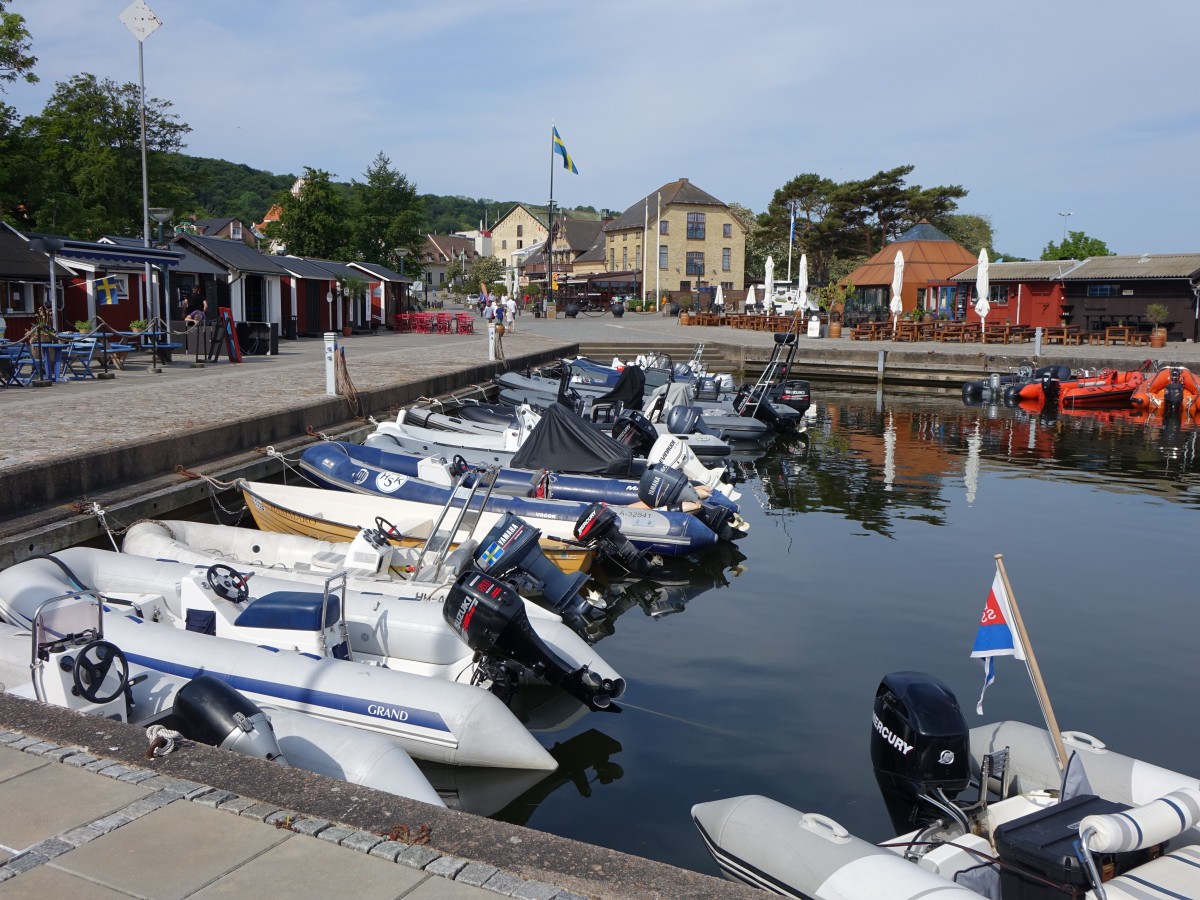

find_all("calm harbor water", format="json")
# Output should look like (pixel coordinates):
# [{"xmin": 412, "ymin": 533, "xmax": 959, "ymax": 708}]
[{"xmin": 468, "ymin": 383, "xmax": 1200, "ymax": 876}]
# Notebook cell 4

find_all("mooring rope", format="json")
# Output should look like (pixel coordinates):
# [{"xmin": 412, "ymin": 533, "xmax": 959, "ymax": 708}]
[{"xmin": 334, "ymin": 346, "xmax": 361, "ymax": 416}]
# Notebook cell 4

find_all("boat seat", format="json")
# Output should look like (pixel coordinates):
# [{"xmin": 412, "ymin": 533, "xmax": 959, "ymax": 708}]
[{"xmin": 234, "ymin": 591, "xmax": 340, "ymax": 632}]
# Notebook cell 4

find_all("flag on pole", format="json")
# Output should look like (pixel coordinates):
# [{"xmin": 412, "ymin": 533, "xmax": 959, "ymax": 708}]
[
  {"xmin": 552, "ymin": 127, "xmax": 578, "ymax": 174},
  {"xmin": 970, "ymin": 567, "xmax": 1026, "ymax": 714},
  {"xmin": 95, "ymin": 276, "xmax": 121, "ymax": 305}
]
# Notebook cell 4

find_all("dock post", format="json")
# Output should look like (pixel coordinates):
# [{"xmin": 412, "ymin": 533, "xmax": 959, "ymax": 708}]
[
  {"xmin": 877, "ymin": 349, "xmax": 886, "ymax": 388},
  {"xmin": 1033, "ymin": 327, "xmax": 1043, "ymax": 357},
  {"xmin": 324, "ymin": 332, "xmax": 337, "ymax": 395}
]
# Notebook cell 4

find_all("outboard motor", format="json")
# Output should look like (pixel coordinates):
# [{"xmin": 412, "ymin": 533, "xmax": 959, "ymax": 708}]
[
  {"xmin": 172, "ymin": 675, "xmax": 287, "ymax": 764},
  {"xmin": 638, "ymin": 464, "xmax": 701, "ymax": 510},
  {"xmin": 1039, "ymin": 370, "xmax": 1061, "ymax": 406},
  {"xmin": 471, "ymin": 513, "xmax": 589, "ymax": 617},
  {"xmin": 611, "ymin": 410, "xmax": 658, "ymax": 456},
  {"xmin": 672, "ymin": 362, "xmax": 692, "ymax": 381},
  {"xmin": 694, "ymin": 375, "xmax": 722, "ymax": 402},
  {"xmin": 695, "ymin": 502, "xmax": 739, "ymax": 541},
  {"xmin": 443, "ymin": 571, "xmax": 618, "ymax": 709},
  {"xmin": 1163, "ymin": 367, "xmax": 1186, "ymax": 414},
  {"xmin": 870, "ymin": 671, "xmax": 971, "ymax": 834},
  {"xmin": 665, "ymin": 405, "xmax": 710, "ymax": 436},
  {"xmin": 574, "ymin": 502, "xmax": 656, "ymax": 576},
  {"xmin": 647, "ymin": 434, "xmax": 740, "ymax": 500}
]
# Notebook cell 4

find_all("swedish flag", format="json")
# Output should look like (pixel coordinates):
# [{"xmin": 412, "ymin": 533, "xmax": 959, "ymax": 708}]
[
  {"xmin": 95, "ymin": 276, "xmax": 121, "ymax": 305},
  {"xmin": 479, "ymin": 542, "xmax": 505, "ymax": 568},
  {"xmin": 553, "ymin": 127, "xmax": 578, "ymax": 174}
]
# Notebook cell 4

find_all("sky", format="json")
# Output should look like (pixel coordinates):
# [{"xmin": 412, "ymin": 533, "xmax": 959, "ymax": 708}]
[{"xmin": 6, "ymin": 0, "xmax": 1199, "ymax": 260}]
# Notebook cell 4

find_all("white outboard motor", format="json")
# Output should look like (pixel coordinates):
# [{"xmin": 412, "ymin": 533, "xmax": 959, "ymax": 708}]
[
  {"xmin": 648, "ymin": 434, "xmax": 740, "ymax": 501},
  {"xmin": 443, "ymin": 571, "xmax": 620, "ymax": 710},
  {"xmin": 171, "ymin": 674, "xmax": 288, "ymax": 764}
]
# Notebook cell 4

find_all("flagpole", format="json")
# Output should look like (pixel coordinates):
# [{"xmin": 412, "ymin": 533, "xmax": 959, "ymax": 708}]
[
  {"xmin": 994, "ymin": 553, "xmax": 1069, "ymax": 770},
  {"xmin": 547, "ymin": 124, "xmax": 555, "ymax": 318},
  {"xmin": 642, "ymin": 199, "xmax": 649, "ymax": 306},
  {"xmin": 655, "ymin": 192, "xmax": 661, "ymax": 311}
]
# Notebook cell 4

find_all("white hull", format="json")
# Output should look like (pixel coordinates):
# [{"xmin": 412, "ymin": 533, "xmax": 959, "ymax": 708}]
[
  {"xmin": 0, "ymin": 553, "xmax": 556, "ymax": 770},
  {"xmin": 693, "ymin": 722, "xmax": 1200, "ymax": 899},
  {"xmin": 119, "ymin": 520, "xmax": 623, "ymax": 694}
]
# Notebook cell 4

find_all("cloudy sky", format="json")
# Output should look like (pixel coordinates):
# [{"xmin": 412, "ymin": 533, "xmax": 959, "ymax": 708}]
[{"xmin": 8, "ymin": 0, "xmax": 1198, "ymax": 259}]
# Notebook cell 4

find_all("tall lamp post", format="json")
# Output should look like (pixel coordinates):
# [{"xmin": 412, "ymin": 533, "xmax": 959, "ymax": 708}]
[
  {"xmin": 149, "ymin": 206, "xmax": 173, "ymax": 329},
  {"xmin": 119, "ymin": 0, "xmax": 163, "ymax": 324},
  {"xmin": 397, "ymin": 248, "xmax": 409, "ymax": 314},
  {"xmin": 785, "ymin": 199, "xmax": 801, "ymax": 289},
  {"xmin": 1058, "ymin": 211, "xmax": 1073, "ymax": 244}
]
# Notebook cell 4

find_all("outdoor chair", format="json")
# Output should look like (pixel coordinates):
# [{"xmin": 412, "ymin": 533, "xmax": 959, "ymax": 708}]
[
  {"xmin": 0, "ymin": 342, "xmax": 36, "ymax": 386},
  {"xmin": 59, "ymin": 337, "xmax": 98, "ymax": 380}
]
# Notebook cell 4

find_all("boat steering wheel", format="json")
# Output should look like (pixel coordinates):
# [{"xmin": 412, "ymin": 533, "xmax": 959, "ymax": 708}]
[
  {"xmin": 72, "ymin": 640, "xmax": 129, "ymax": 704},
  {"xmin": 206, "ymin": 563, "xmax": 249, "ymax": 603},
  {"xmin": 1018, "ymin": 365, "xmax": 1034, "ymax": 379},
  {"xmin": 374, "ymin": 516, "xmax": 403, "ymax": 541}
]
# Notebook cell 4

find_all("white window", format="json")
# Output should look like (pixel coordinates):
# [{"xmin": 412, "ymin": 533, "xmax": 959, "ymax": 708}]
[{"xmin": 231, "ymin": 222, "xmax": 243, "ymax": 240}]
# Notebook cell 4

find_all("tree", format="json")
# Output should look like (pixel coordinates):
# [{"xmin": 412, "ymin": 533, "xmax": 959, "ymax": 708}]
[
  {"xmin": 348, "ymin": 152, "xmax": 424, "ymax": 274},
  {"xmin": 265, "ymin": 166, "xmax": 347, "ymax": 258},
  {"xmin": 20, "ymin": 74, "xmax": 190, "ymax": 238},
  {"xmin": 1042, "ymin": 230, "xmax": 1113, "ymax": 261},
  {"xmin": 0, "ymin": 1, "xmax": 36, "ymax": 90},
  {"xmin": 939, "ymin": 213, "xmax": 994, "ymax": 254},
  {"xmin": 468, "ymin": 256, "xmax": 505, "ymax": 293}
]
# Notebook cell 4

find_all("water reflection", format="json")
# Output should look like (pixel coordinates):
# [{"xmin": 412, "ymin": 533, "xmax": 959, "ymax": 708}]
[{"xmin": 751, "ymin": 385, "xmax": 1200, "ymax": 532}]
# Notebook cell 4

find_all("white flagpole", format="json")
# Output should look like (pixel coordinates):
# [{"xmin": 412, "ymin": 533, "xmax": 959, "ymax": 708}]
[
  {"xmin": 994, "ymin": 553, "xmax": 1069, "ymax": 770},
  {"xmin": 642, "ymin": 199, "xmax": 649, "ymax": 306},
  {"xmin": 655, "ymin": 192, "xmax": 661, "ymax": 311}
]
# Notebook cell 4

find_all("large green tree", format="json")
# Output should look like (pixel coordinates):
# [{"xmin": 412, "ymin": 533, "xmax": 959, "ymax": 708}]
[
  {"xmin": 940, "ymin": 213, "xmax": 994, "ymax": 255},
  {"xmin": 0, "ymin": 0, "xmax": 36, "ymax": 89},
  {"xmin": 1042, "ymin": 230, "xmax": 1113, "ymax": 260},
  {"xmin": 347, "ymin": 152, "xmax": 424, "ymax": 274},
  {"xmin": 19, "ymin": 74, "xmax": 190, "ymax": 238},
  {"xmin": 265, "ymin": 167, "xmax": 348, "ymax": 258}
]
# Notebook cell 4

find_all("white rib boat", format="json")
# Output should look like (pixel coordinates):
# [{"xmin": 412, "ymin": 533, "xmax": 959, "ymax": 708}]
[
  {"xmin": 0, "ymin": 590, "xmax": 445, "ymax": 805},
  {"xmin": 693, "ymin": 672, "xmax": 1200, "ymax": 899}
]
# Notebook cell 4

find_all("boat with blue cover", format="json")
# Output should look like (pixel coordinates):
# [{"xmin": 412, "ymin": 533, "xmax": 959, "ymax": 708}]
[{"xmin": 298, "ymin": 442, "xmax": 739, "ymax": 556}]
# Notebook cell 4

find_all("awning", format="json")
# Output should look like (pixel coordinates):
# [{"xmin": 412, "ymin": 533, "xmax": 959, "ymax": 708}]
[{"xmin": 38, "ymin": 237, "xmax": 184, "ymax": 268}]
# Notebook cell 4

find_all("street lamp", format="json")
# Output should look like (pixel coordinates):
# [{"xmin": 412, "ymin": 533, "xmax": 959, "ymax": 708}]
[
  {"xmin": 149, "ymin": 206, "xmax": 173, "ymax": 329},
  {"xmin": 785, "ymin": 199, "xmax": 801, "ymax": 288},
  {"xmin": 1058, "ymin": 211, "xmax": 1073, "ymax": 243},
  {"xmin": 396, "ymin": 248, "xmax": 409, "ymax": 313}
]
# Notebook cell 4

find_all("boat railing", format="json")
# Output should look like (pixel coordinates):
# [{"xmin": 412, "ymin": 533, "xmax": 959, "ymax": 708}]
[
  {"xmin": 414, "ymin": 464, "xmax": 501, "ymax": 580},
  {"xmin": 28, "ymin": 590, "xmax": 104, "ymax": 703},
  {"xmin": 319, "ymin": 571, "xmax": 351, "ymax": 660}
]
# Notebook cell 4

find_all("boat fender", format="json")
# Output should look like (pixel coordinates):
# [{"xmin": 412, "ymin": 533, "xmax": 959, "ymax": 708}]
[
  {"xmin": 443, "ymin": 571, "xmax": 619, "ymax": 710},
  {"xmin": 574, "ymin": 503, "xmax": 656, "ymax": 576},
  {"xmin": 637, "ymin": 464, "xmax": 701, "ymax": 511},
  {"xmin": 471, "ymin": 512, "xmax": 589, "ymax": 616},
  {"xmin": 172, "ymin": 674, "xmax": 287, "ymax": 764}
]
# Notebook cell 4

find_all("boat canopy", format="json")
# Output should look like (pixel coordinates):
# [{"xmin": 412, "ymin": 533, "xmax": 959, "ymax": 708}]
[{"xmin": 510, "ymin": 403, "xmax": 633, "ymax": 476}]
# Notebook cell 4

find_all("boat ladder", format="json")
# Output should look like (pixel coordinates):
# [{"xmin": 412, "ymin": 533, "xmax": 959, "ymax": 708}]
[{"xmin": 412, "ymin": 464, "xmax": 500, "ymax": 581}]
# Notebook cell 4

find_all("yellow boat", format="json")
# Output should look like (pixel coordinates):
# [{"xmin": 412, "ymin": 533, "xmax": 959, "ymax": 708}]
[{"xmin": 239, "ymin": 479, "xmax": 594, "ymax": 575}]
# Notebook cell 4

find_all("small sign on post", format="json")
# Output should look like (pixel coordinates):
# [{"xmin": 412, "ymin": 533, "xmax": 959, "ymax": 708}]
[
  {"xmin": 487, "ymin": 321, "xmax": 496, "ymax": 362},
  {"xmin": 324, "ymin": 332, "xmax": 337, "ymax": 395}
]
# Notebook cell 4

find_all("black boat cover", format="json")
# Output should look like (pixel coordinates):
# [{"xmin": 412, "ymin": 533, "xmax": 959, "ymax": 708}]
[
  {"xmin": 592, "ymin": 365, "xmax": 646, "ymax": 410},
  {"xmin": 510, "ymin": 402, "xmax": 634, "ymax": 476}
]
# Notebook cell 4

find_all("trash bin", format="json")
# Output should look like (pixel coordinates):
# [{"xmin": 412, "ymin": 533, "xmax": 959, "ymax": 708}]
[{"xmin": 285, "ymin": 316, "xmax": 297, "ymax": 340}]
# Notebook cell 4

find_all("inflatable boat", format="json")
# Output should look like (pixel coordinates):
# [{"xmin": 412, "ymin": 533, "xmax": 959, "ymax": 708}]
[
  {"xmin": 298, "ymin": 443, "xmax": 742, "ymax": 554},
  {"xmin": 119, "ymin": 517, "xmax": 623, "ymax": 693},
  {"xmin": 0, "ymin": 552, "xmax": 560, "ymax": 770},
  {"xmin": 0, "ymin": 591, "xmax": 445, "ymax": 805},
  {"xmin": 693, "ymin": 671, "xmax": 1200, "ymax": 899},
  {"xmin": 1130, "ymin": 364, "xmax": 1200, "ymax": 416},
  {"xmin": 961, "ymin": 365, "xmax": 1072, "ymax": 404}
]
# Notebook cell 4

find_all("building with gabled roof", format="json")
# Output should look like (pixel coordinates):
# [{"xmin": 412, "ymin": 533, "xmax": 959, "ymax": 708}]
[{"xmin": 844, "ymin": 221, "xmax": 979, "ymax": 319}]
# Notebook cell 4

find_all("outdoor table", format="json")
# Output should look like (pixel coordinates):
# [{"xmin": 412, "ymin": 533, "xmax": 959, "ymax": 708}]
[
  {"xmin": 1105, "ymin": 325, "xmax": 1134, "ymax": 346},
  {"xmin": 1045, "ymin": 325, "xmax": 1082, "ymax": 345}
]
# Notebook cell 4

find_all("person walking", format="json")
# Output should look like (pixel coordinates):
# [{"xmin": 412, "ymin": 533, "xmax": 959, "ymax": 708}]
[{"xmin": 505, "ymin": 296, "xmax": 517, "ymax": 332}]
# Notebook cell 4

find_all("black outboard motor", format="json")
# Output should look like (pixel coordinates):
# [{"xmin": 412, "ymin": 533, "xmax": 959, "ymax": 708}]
[
  {"xmin": 1039, "ymin": 370, "xmax": 1061, "ymax": 406},
  {"xmin": 172, "ymin": 675, "xmax": 286, "ymax": 763},
  {"xmin": 611, "ymin": 410, "xmax": 658, "ymax": 456},
  {"xmin": 665, "ymin": 405, "xmax": 710, "ymax": 435},
  {"xmin": 870, "ymin": 671, "xmax": 971, "ymax": 834},
  {"xmin": 1163, "ymin": 367, "xmax": 1185, "ymax": 414},
  {"xmin": 471, "ymin": 513, "xmax": 589, "ymax": 618},
  {"xmin": 695, "ymin": 502, "xmax": 737, "ymax": 542},
  {"xmin": 443, "ymin": 571, "xmax": 618, "ymax": 709},
  {"xmin": 770, "ymin": 380, "xmax": 811, "ymax": 416},
  {"xmin": 637, "ymin": 464, "xmax": 701, "ymax": 510},
  {"xmin": 574, "ymin": 502, "xmax": 656, "ymax": 576}
]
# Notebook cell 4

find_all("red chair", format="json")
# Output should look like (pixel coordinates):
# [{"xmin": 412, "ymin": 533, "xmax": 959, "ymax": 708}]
[
  {"xmin": 455, "ymin": 314, "xmax": 474, "ymax": 334},
  {"xmin": 435, "ymin": 312, "xmax": 453, "ymax": 334},
  {"xmin": 394, "ymin": 313, "xmax": 411, "ymax": 334},
  {"xmin": 411, "ymin": 313, "xmax": 432, "ymax": 334}
]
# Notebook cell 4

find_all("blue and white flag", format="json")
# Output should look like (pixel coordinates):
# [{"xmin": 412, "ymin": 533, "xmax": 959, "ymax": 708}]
[{"xmin": 970, "ymin": 568, "xmax": 1025, "ymax": 715}]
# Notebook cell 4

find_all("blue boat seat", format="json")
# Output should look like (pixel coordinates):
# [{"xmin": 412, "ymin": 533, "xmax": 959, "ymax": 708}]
[{"xmin": 234, "ymin": 591, "xmax": 340, "ymax": 631}]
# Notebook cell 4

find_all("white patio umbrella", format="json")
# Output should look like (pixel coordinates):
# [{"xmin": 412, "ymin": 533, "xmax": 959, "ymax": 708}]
[
  {"xmin": 890, "ymin": 250, "xmax": 905, "ymax": 332},
  {"xmin": 763, "ymin": 256, "xmax": 775, "ymax": 308},
  {"xmin": 713, "ymin": 283, "xmax": 725, "ymax": 310},
  {"xmin": 798, "ymin": 253, "xmax": 813, "ymax": 311},
  {"xmin": 974, "ymin": 248, "xmax": 990, "ymax": 327},
  {"xmin": 744, "ymin": 284, "xmax": 756, "ymax": 313}
]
